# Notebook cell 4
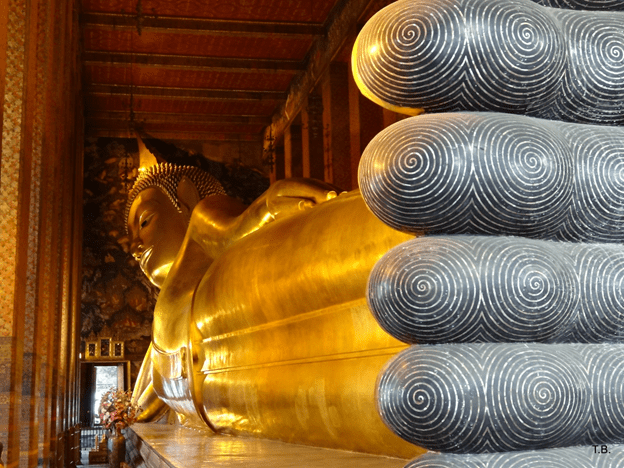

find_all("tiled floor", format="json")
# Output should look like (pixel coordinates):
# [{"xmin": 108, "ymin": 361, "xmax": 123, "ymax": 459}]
[{"xmin": 129, "ymin": 424, "xmax": 409, "ymax": 468}]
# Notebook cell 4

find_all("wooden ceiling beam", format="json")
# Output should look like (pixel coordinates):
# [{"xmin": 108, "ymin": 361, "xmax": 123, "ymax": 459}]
[
  {"xmin": 83, "ymin": 51, "xmax": 303, "ymax": 73},
  {"xmin": 264, "ymin": 0, "xmax": 374, "ymax": 147},
  {"xmin": 86, "ymin": 119, "xmax": 264, "ymax": 134},
  {"xmin": 86, "ymin": 111, "xmax": 271, "ymax": 125},
  {"xmin": 87, "ymin": 84, "xmax": 286, "ymax": 101},
  {"xmin": 86, "ymin": 127, "xmax": 264, "ymax": 141},
  {"xmin": 81, "ymin": 12, "xmax": 324, "ymax": 37}
]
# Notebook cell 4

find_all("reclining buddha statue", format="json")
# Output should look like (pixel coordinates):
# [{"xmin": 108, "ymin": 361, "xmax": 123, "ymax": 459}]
[
  {"xmin": 127, "ymin": 145, "xmax": 421, "ymax": 457},
  {"xmin": 129, "ymin": 0, "xmax": 624, "ymax": 464}
]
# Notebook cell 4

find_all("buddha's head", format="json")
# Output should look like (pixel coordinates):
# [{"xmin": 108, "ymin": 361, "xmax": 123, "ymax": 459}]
[{"xmin": 126, "ymin": 163, "xmax": 225, "ymax": 288}]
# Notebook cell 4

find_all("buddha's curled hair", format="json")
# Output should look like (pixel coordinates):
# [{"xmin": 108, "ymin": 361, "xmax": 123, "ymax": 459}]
[{"xmin": 125, "ymin": 163, "xmax": 225, "ymax": 224}]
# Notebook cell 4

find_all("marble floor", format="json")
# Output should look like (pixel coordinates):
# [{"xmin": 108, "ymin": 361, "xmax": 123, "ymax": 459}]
[{"xmin": 129, "ymin": 424, "xmax": 409, "ymax": 468}]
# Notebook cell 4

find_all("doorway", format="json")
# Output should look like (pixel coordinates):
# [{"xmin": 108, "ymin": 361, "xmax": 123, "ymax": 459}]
[{"xmin": 80, "ymin": 361, "xmax": 130, "ymax": 427}]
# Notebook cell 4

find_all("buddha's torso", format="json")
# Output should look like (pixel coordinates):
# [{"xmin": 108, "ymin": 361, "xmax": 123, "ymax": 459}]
[{"xmin": 148, "ymin": 190, "xmax": 423, "ymax": 456}]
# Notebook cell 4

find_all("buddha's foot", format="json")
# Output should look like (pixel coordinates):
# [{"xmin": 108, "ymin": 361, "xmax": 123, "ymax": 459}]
[
  {"xmin": 377, "ymin": 343, "xmax": 624, "ymax": 453},
  {"xmin": 404, "ymin": 445, "xmax": 624, "ymax": 468},
  {"xmin": 532, "ymin": 0, "xmax": 624, "ymax": 8},
  {"xmin": 368, "ymin": 235, "xmax": 624, "ymax": 345},
  {"xmin": 353, "ymin": 0, "xmax": 624, "ymax": 124},
  {"xmin": 359, "ymin": 112, "xmax": 624, "ymax": 242}
]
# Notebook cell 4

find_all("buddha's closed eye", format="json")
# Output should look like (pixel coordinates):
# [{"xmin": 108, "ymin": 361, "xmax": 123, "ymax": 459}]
[{"xmin": 139, "ymin": 212, "xmax": 154, "ymax": 229}]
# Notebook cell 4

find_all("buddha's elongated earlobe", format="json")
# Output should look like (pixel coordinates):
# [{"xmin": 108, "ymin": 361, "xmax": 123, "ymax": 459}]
[{"xmin": 177, "ymin": 176, "xmax": 201, "ymax": 222}]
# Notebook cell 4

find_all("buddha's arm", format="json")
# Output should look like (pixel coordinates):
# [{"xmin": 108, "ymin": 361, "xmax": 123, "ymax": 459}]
[
  {"xmin": 187, "ymin": 178, "xmax": 340, "ymax": 258},
  {"xmin": 153, "ymin": 179, "xmax": 327, "ymax": 339},
  {"xmin": 132, "ymin": 343, "xmax": 169, "ymax": 422},
  {"xmin": 186, "ymin": 194, "xmax": 247, "ymax": 259},
  {"xmin": 262, "ymin": 178, "xmax": 340, "ymax": 218},
  {"xmin": 152, "ymin": 235, "xmax": 212, "ymax": 351}
]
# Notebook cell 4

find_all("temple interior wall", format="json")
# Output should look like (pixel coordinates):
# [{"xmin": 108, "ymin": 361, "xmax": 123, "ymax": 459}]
[{"xmin": 0, "ymin": 0, "xmax": 83, "ymax": 466}]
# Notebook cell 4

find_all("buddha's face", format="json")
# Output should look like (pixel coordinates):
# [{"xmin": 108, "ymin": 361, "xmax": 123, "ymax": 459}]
[{"xmin": 127, "ymin": 187, "xmax": 187, "ymax": 288}]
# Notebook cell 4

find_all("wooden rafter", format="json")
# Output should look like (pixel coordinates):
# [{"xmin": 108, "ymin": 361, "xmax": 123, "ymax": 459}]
[
  {"xmin": 264, "ymin": 0, "xmax": 375, "ymax": 148},
  {"xmin": 86, "ymin": 110, "xmax": 271, "ymax": 125},
  {"xmin": 83, "ymin": 51, "xmax": 304, "ymax": 73},
  {"xmin": 81, "ymin": 12, "xmax": 325, "ymax": 37},
  {"xmin": 86, "ymin": 84, "xmax": 286, "ymax": 101},
  {"xmin": 86, "ymin": 128, "xmax": 265, "ymax": 141}
]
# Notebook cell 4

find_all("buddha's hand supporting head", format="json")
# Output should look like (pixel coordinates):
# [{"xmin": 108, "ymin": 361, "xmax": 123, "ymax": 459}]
[{"xmin": 126, "ymin": 163, "xmax": 225, "ymax": 288}]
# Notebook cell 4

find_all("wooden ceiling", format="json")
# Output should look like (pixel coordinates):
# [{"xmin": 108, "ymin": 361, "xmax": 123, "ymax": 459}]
[{"xmin": 81, "ymin": 0, "xmax": 393, "ymax": 144}]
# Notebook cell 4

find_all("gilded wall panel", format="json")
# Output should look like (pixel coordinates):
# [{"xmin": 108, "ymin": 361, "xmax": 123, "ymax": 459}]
[
  {"xmin": 0, "ymin": 0, "xmax": 26, "ymax": 339},
  {"xmin": 0, "ymin": 0, "xmax": 82, "ymax": 463},
  {"xmin": 0, "ymin": 0, "xmax": 27, "ymax": 464}
]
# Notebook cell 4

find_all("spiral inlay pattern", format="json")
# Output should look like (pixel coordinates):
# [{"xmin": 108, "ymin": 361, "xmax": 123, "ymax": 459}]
[
  {"xmin": 367, "ymin": 236, "xmax": 609, "ymax": 344},
  {"xmin": 377, "ymin": 343, "xmax": 624, "ymax": 453},
  {"xmin": 532, "ymin": 0, "xmax": 624, "ymax": 10},
  {"xmin": 353, "ymin": 0, "xmax": 624, "ymax": 124},
  {"xmin": 569, "ymin": 243, "xmax": 624, "ymax": 343},
  {"xmin": 405, "ymin": 445, "xmax": 624, "ymax": 467},
  {"xmin": 359, "ymin": 113, "xmax": 624, "ymax": 241}
]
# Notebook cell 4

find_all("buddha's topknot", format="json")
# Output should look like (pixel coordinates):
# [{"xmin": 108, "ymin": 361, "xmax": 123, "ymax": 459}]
[{"xmin": 125, "ymin": 163, "xmax": 225, "ymax": 225}]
